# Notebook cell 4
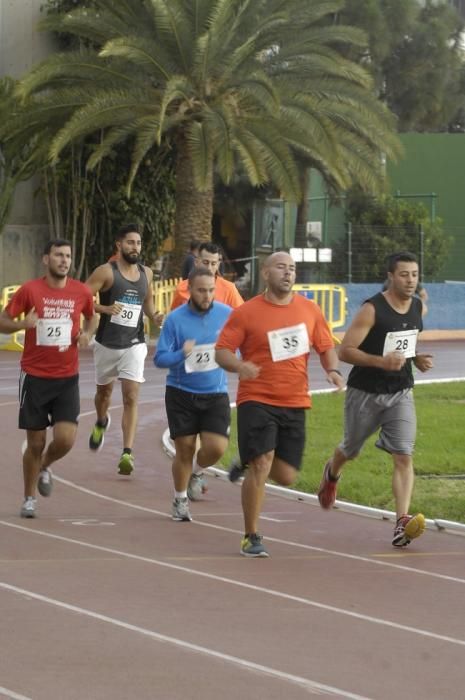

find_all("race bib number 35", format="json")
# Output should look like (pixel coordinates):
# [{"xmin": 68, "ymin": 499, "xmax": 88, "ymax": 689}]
[
  {"xmin": 383, "ymin": 329, "xmax": 419, "ymax": 359},
  {"xmin": 267, "ymin": 323, "xmax": 309, "ymax": 362},
  {"xmin": 36, "ymin": 318, "xmax": 72, "ymax": 347},
  {"xmin": 110, "ymin": 302, "xmax": 142, "ymax": 328},
  {"xmin": 185, "ymin": 343, "xmax": 218, "ymax": 374}
]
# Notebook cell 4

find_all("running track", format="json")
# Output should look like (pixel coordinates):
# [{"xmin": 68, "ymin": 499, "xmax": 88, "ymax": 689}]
[{"xmin": 0, "ymin": 341, "xmax": 464, "ymax": 700}]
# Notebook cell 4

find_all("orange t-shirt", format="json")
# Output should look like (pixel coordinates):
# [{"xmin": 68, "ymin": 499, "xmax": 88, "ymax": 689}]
[
  {"xmin": 170, "ymin": 276, "xmax": 244, "ymax": 310},
  {"xmin": 216, "ymin": 293, "xmax": 334, "ymax": 408}
]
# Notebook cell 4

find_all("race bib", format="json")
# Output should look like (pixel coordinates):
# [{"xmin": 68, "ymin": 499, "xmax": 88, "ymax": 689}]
[
  {"xmin": 36, "ymin": 318, "xmax": 72, "ymax": 347},
  {"xmin": 383, "ymin": 329, "xmax": 418, "ymax": 359},
  {"xmin": 267, "ymin": 323, "xmax": 309, "ymax": 362},
  {"xmin": 110, "ymin": 302, "xmax": 142, "ymax": 328},
  {"xmin": 185, "ymin": 343, "xmax": 218, "ymax": 374}
]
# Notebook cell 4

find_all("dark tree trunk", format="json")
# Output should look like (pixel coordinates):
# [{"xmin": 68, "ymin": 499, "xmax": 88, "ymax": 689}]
[{"xmin": 170, "ymin": 133, "xmax": 213, "ymax": 277}]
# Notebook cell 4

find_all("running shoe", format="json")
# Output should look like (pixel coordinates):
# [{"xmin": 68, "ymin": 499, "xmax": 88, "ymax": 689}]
[
  {"xmin": 392, "ymin": 513, "xmax": 426, "ymax": 547},
  {"xmin": 317, "ymin": 461, "xmax": 339, "ymax": 510},
  {"xmin": 228, "ymin": 456, "xmax": 247, "ymax": 483},
  {"xmin": 187, "ymin": 473, "xmax": 208, "ymax": 501},
  {"xmin": 172, "ymin": 497, "xmax": 192, "ymax": 522},
  {"xmin": 89, "ymin": 414, "xmax": 111, "ymax": 451},
  {"xmin": 37, "ymin": 468, "xmax": 53, "ymax": 497},
  {"xmin": 20, "ymin": 497, "xmax": 37, "ymax": 519},
  {"xmin": 118, "ymin": 452, "xmax": 134, "ymax": 475},
  {"xmin": 240, "ymin": 533, "xmax": 269, "ymax": 558}
]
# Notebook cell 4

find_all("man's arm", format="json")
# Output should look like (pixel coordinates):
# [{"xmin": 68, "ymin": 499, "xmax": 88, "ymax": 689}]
[
  {"xmin": 317, "ymin": 347, "xmax": 346, "ymax": 390},
  {"xmin": 85, "ymin": 265, "xmax": 120, "ymax": 316},
  {"xmin": 142, "ymin": 267, "xmax": 163, "ymax": 326},
  {"xmin": 0, "ymin": 308, "xmax": 37, "ymax": 333},
  {"xmin": 339, "ymin": 303, "xmax": 406, "ymax": 372},
  {"xmin": 77, "ymin": 313, "xmax": 99, "ymax": 348},
  {"xmin": 215, "ymin": 348, "xmax": 260, "ymax": 380}
]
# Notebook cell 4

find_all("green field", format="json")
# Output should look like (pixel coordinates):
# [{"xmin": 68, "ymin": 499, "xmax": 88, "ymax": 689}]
[{"xmin": 220, "ymin": 382, "xmax": 465, "ymax": 523}]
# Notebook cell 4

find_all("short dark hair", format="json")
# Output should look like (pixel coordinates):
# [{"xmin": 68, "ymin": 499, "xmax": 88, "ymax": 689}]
[
  {"xmin": 198, "ymin": 242, "xmax": 220, "ymax": 256},
  {"xmin": 43, "ymin": 239, "xmax": 72, "ymax": 255},
  {"xmin": 386, "ymin": 251, "xmax": 418, "ymax": 274},
  {"xmin": 188, "ymin": 266, "xmax": 215, "ymax": 284},
  {"xmin": 189, "ymin": 239, "xmax": 201, "ymax": 252},
  {"xmin": 116, "ymin": 223, "xmax": 140, "ymax": 241}
]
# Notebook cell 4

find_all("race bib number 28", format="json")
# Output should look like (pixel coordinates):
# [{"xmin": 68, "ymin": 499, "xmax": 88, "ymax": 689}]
[{"xmin": 383, "ymin": 329, "xmax": 418, "ymax": 359}]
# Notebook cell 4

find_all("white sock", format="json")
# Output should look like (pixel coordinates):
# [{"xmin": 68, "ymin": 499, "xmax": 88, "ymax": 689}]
[
  {"xmin": 174, "ymin": 490, "xmax": 187, "ymax": 500},
  {"xmin": 193, "ymin": 454, "xmax": 214, "ymax": 474}
]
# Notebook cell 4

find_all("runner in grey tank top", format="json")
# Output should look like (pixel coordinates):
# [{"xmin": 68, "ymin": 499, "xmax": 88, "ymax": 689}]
[{"xmin": 85, "ymin": 224, "xmax": 163, "ymax": 476}]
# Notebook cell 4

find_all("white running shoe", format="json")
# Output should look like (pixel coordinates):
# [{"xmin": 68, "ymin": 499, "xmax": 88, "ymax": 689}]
[{"xmin": 20, "ymin": 497, "xmax": 37, "ymax": 518}]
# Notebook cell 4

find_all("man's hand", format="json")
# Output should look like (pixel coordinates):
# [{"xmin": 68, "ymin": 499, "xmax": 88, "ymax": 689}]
[
  {"xmin": 413, "ymin": 354, "xmax": 434, "ymax": 372},
  {"xmin": 22, "ymin": 307, "xmax": 38, "ymax": 329},
  {"xmin": 77, "ymin": 330, "xmax": 92, "ymax": 349},
  {"xmin": 105, "ymin": 302, "xmax": 124, "ymax": 316},
  {"xmin": 183, "ymin": 339, "xmax": 196, "ymax": 357},
  {"xmin": 152, "ymin": 311, "xmax": 164, "ymax": 327},
  {"xmin": 238, "ymin": 361, "xmax": 260, "ymax": 380},
  {"xmin": 326, "ymin": 370, "xmax": 346, "ymax": 392},
  {"xmin": 382, "ymin": 351, "xmax": 407, "ymax": 371}
]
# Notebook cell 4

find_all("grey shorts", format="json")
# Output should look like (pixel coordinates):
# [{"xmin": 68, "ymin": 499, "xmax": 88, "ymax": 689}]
[{"xmin": 339, "ymin": 386, "xmax": 416, "ymax": 458}]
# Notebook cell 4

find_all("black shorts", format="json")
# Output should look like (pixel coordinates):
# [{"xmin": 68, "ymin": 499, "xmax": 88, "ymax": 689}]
[
  {"xmin": 165, "ymin": 386, "xmax": 231, "ymax": 440},
  {"xmin": 19, "ymin": 372, "xmax": 80, "ymax": 430},
  {"xmin": 237, "ymin": 401, "xmax": 306, "ymax": 469}
]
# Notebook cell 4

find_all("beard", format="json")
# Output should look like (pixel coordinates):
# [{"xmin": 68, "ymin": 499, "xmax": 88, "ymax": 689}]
[
  {"xmin": 189, "ymin": 297, "xmax": 213, "ymax": 313},
  {"xmin": 121, "ymin": 250, "xmax": 139, "ymax": 264}
]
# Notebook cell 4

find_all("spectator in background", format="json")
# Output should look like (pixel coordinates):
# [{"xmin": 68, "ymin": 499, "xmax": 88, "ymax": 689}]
[
  {"xmin": 171, "ymin": 242, "xmax": 243, "ymax": 311},
  {"xmin": 182, "ymin": 240, "xmax": 201, "ymax": 280}
]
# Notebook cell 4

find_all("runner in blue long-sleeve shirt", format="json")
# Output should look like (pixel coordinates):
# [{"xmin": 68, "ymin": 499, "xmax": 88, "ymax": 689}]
[{"xmin": 154, "ymin": 267, "xmax": 232, "ymax": 521}]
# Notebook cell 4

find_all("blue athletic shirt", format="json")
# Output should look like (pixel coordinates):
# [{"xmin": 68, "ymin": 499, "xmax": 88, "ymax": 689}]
[{"xmin": 154, "ymin": 301, "xmax": 232, "ymax": 393}]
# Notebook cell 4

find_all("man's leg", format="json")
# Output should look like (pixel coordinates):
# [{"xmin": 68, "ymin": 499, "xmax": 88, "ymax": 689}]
[
  {"xmin": 94, "ymin": 382, "xmax": 113, "ymax": 425},
  {"xmin": 120, "ymin": 378, "xmax": 140, "ymax": 450},
  {"xmin": 42, "ymin": 421, "xmax": 78, "ymax": 470},
  {"xmin": 172, "ymin": 434, "xmax": 197, "ymax": 521},
  {"xmin": 242, "ymin": 450, "xmax": 274, "ymax": 536},
  {"xmin": 392, "ymin": 452, "xmax": 414, "ymax": 519},
  {"xmin": 23, "ymin": 429, "xmax": 47, "ymax": 498}
]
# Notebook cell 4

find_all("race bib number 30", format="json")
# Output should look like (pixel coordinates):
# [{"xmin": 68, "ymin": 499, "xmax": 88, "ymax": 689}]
[
  {"xmin": 267, "ymin": 323, "xmax": 309, "ymax": 362},
  {"xmin": 185, "ymin": 343, "xmax": 218, "ymax": 374},
  {"xmin": 36, "ymin": 318, "xmax": 72, "ymax": 347},
  {"xmin": 110, "ymin": 302, "xmax": 142, "ymax": 328},
  {"xmin": 383, "ymin": 329, "xmax": 419, "ymax": 358}
]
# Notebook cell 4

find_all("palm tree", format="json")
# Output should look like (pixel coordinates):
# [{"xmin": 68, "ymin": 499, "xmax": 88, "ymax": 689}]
[{"xmin": 10, "ymin": 0, "xmax": 401, "ymax": 273}]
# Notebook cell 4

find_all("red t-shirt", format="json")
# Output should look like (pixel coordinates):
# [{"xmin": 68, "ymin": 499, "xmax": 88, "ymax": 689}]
[
  {"xmin": 6, "ymin": 277, "xmax": 94, "ymax": 378},
  {"xmin": 216, "ymin": 293, "xmax": 334, "ymax": 408}
]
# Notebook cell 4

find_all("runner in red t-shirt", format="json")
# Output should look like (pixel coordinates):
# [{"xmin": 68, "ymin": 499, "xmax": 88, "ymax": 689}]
[
  {"xmin": 215, "ymin": 251, "xmax": 345, "ymax": 557},
  {"xmin": 0, "ymin": 239, "xmax": 96, "ymax": 518}
]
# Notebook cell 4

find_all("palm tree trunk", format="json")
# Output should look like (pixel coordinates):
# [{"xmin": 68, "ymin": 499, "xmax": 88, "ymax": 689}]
[{"xmin": 171, "ymin": 133, "xmax": 213, "ymax": 277}]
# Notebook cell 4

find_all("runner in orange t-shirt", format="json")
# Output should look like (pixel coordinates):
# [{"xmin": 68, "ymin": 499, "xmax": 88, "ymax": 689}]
[
  {"xmin": 170, "ymin": 242, "xmax": 243, "ymax": 311},
  {"xmin": 215, "ymin": 251, "xmax": 345, "ymax": 557}
]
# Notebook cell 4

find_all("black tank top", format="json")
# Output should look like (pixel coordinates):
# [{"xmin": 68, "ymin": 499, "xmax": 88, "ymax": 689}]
[
  {"xmin": 95, "ymin": 262, "xmax": 148, "ymax": 349},
  {"xmin": 348, "ymin": 292, "xmax": 423, "ymax": 394}
]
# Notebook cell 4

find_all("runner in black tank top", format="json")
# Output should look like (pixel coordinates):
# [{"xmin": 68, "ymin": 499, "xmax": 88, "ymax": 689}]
[{"xmin": 317, "ymin": 252, "xmax": 433, "ymax": 548}]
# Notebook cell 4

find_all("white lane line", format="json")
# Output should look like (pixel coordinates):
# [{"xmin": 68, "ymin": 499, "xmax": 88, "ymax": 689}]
[
  {"xmin": 52, "ymin": 475, "xmax": 465, "ymax": 586},
  {"xmin": 2, "ymin": 520, "xmax": 465, "ymax": 649},
  {"xmin": 0, "ymin": 581, "xmax": 371, "ymax": 700},
  {"xmin": 0, "ymin": 687, "xmax": 32, "ymax": 700}
]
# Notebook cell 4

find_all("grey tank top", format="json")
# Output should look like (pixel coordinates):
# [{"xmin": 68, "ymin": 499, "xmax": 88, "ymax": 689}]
[{"xmin": 95, "ymin": 262, "xmax": 148, "ymax": 348}]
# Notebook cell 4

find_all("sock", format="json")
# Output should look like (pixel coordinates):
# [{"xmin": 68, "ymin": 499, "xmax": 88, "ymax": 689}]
[
  {"xmin": 193, "ymin": 454, "xmax": 214, "ymax": 474},
  {"xmin": 123, "ymin": 448, "xmax": 132, "ymax": 455},
  {"xmin": 174, "ymin": 490, "xmax": 187, "ymax": 500}
]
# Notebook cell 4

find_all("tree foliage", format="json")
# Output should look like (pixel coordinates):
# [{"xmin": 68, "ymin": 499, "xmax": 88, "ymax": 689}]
[
  {"xmin": 329, "ymin": 191, "xmax": 452, "ymax": 282},
  {"xmin": 336, "ymin": 0, "xmax": 465, "ymax": 132},
  {"xmin": 6, "ymin": 0, "xmax": 401, "ymax": 274}
]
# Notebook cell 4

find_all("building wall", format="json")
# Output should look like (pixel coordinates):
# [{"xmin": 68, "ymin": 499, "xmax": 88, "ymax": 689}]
[{"xmin": 0, "ymin": 0, "xmax": 54, "ymax": 286}]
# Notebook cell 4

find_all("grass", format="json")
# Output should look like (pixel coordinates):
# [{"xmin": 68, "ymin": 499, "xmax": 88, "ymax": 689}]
[{"xmin": 220, "ymin": 382, "xmax": 465, "ymax": 523}]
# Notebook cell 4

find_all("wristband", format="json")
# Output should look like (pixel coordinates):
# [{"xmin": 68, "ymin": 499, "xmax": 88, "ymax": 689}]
[{"xmin": 328, "ymin": 369, "xmax": 342, "ymax": 376}]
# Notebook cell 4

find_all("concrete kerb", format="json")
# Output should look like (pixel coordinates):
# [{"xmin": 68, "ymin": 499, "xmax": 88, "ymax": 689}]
[{"xmin": 161, "ymin": 380, "xmax": 465, "ymax": 538}]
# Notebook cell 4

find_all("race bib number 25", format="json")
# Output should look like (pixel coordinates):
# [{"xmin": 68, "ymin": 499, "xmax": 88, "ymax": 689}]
[{"xmin": 36, "ymin": 318, "xmax": 72, "ymax": 347}]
